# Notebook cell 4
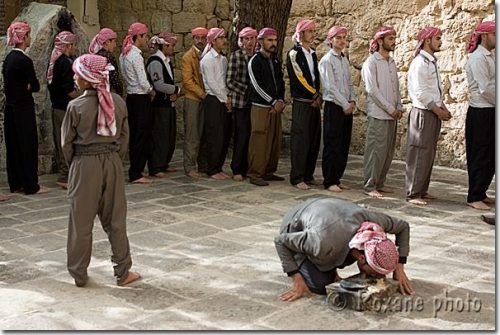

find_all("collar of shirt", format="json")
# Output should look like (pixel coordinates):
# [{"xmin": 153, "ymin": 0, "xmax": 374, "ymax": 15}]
[
  {"xmin": 209, "ymin": 48, "xmax": 222, "ymax": 58},
  {"xmin": 419, "ymin": 49, "xmax": 437, "ymax": 63},
  {"xmin": 373, "ymin": 51, "xmax": 393, "ymax": 62},
  {"xmin": 330, "ymin": 49, "xmax": 345, "ymax": 58},
  {"xmin": 476, "ymin": 44, "xmax": 493, "ymax": 57},
  {"xmin": 12, "ymin": 48, "xmax": 27, "ymax": 55},
  {"xmin": 131, "ymin": 45, "xmax": 142, "ymax": 55},
  {"xmin": 301, "ymin": 46, "xmax": 315, "ymax": 56},
  {"xmin": 154, "ymin": 49, "xmax": 170, "ymax": 64}
]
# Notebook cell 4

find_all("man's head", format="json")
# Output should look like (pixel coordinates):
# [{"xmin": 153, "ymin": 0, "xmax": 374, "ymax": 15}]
[
  {"xmin": 7, "ymin": 21, "xmax": 31, "ymax": 48},
  {"xmin": 415, "ymin": 26, "xmax": 442, "ymax": 56},
  {"xmin": 122, "ymin": 22, "xmax": 149, "ymax": 55},
  {"xmin": 212, "ymin": 32, "xmax": 227, "ymax": 53},
  {"xmin": 326, "ymin": 26, "xmax": 348, "ymax": 52},
  {"xmin": 468, "ymin": 21, "xmax": 496, "ymax": 52},
  {"xmin": 47, "ymin": 30, "xmax": 77, "ymax": 84},
  {"xmin": 149, "ymin": 31, "xmax": 177, "ymax": 56},
  {"xmin": 349, "ymin": 221, "xmax": 399, "ymax": 277},
  {"xmin": 191, "ymin": 27, "xmax": 209, "ymax": 50},
  {"xmin": 293, "ymin": 19, "xmax": 316, "ymax": 46},
  {"xmin": 89, "ymin": 28, "xmax": 117, "ymax": 54},
  {"xmin": 370, "ymin": 26, "xmax": 397, "ymax": 54},
  {"xmin": 257, "ymin": 28, "xmax": 278, "ymax": 54},
  {"xmin": 238, "ymin": 27, "xmax": 258, "ymax": 52},
  {"xmin": 200, "ymin": 28, "xmax": 226, "ymax": 58}
]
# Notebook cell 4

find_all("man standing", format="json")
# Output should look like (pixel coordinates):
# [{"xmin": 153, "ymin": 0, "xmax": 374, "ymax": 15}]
[
  {"xmin": 247, "ymin": 28, "xmax": 286, "ymax": 186},
  {"xmin": 361, "ymin": 26, "xmax": 403, "ymax": 198},
  {"xmin": 119, "ymin": 22, "xmax": 155, "ymax": 184},
  {"xmin": 275, "ymin": 198, "xmax": 414, "ymax": 301},
  {"xmin": 2, "ymin": 22, "xmax": 48, "ymax": 195},
  {"xmin": 181, "ymin": 27, "xmax": 209, "ymax": 178},
  {"xmin": 319, "ymin": 26, "xmax": 357, "ymax": 193},
  {"xmin": 406, "ymin": 27, "xmax": 451, "ymax": 206},
  {"xmin": 465, "ymin": 21, "xmax": 496, "ymax": 210},
  {"xmin": 47, "ymin": 30, "xmax": 79, "ymax": 189},
  {"xmin": 200, "ymin": 28, "xmax": 232, "ymax": 180},
  {"xmin": 226, "ymin": 27, "xmax": 258, "ymax": 181},
  {"xmin": 146, "ymin": 32, "xmax": 180, "ymax": 178},
  {"xmin": 62, "ymin": 54, "xmax": 140, "ymax": 287},
  {"xmin": 89, "ymin": 27, "xmax": 123, "ymax": 95},
  {"xmin": 286, "ymin": 19, "xmax": 322, "ymax": 190}
]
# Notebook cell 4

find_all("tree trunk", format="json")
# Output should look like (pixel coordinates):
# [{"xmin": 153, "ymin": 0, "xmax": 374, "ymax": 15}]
[{"xmin": 230, "ymin": 0, "xmax": 293, "ymax": 63}]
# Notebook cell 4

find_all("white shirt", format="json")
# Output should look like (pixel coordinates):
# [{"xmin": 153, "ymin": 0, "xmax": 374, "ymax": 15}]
[
  {"xmin": 318, "ymin": 49, "xmax": 357, "ymax": 111},
  {"xmin": 361, "ymin": 52, "xmax": 402, "ymax": 120},
  {"xmin": 302, "ymin": 46, "xmax": 316, "ymax": 82},
  {"xmin": 119, "ymin": 45, "xmax": 152, "ymax": 95},
  {"xmin": 407, "ymin": 50, "xmax": 443, "ymax": 110},
  {"xmin": 200, "ymin": 48, "xmax": 229, "ymax": 103},
  {"xmin": 466, "ymin": 44, "xmax": 495, "ymax": 108}
]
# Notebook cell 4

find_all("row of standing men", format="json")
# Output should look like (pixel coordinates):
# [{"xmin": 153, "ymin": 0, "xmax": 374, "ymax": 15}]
[{"xmin": 2, "ymin": 19, "xmax": 495, "ymax": 211}]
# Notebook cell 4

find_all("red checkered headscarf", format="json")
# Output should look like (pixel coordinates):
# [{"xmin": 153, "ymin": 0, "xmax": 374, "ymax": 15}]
[
  {"xmin": 370, "ymin": 26, "xmax": 397, "ymax": 53},
  {"xmin": 325, "ymin": 26, "xmax": 348, "ymax": 45},
  {"xmin": 467, "ymin": 21, "xmax": 496, "ymax": 53},
  {"xmin": 191, "ymin": 27, "xmax": 208, "ymax": 36},
  {"xmin": 238, "ymin": 27, "xmax": 258, "ymax": 48},
  {"xmin": 149, "ymin": 31, "xmax": 177, "ymax": 49},
  {"xmin": 201, "ymin": 28, "xmax": 225, "ymax": 59},
  {"xmin": 73, "ymin": 54, "xmax": 116, "ymax": 137},
  {"xmin": 121, "ymin": 22, "xmax": 148, "ymax": 56},
  {"xmin": 7, "ymin": 21, "xmax": 30, "ymax": 46},
  {"xmin": 89, "ymin": 28, "xmax": 117, "ymax": 54},
  {"xmin": 349, "ymin": 221, "xmax": 399, "ymax": 275},
  {"xmin": 47, "ymin": 31, "xmax": 76, "ymax": 84},
  {"xmin": 293, "ymin": 19, "xmax": 316, "ymax": 44},
  {"xmin": 256, "ymin": 27, "xmax": 278, "ymax": 52},
  {"xmin": 414, "ymin": 26, "xmax": 442, "ymax": 56}
]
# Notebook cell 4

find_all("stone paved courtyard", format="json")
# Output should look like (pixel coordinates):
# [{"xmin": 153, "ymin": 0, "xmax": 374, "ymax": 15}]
[{"xmin": 0, "ymin": 152, "xmax": 495, "ymax": 330}]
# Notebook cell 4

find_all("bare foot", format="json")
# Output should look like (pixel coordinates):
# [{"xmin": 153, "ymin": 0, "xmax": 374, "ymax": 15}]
[
  {"xmin": 483, "ymin": 197, "xmax": 495, "ymax": 205},
  {"xmin": 35, "ymin": 186, "xmax": 50, "ymax": 194},
  {"xmin": 220, "ymin": 172, "xmax": 231, "ymax": 179},
  {"xmin": 306, "ymin": 179, "xmax": 323, "ymax": 186},
  {"xmin": 165, "ymin": 167, "xmax": 178, "ymax": 172},
  {"xmin": 0, "ymin": 194, "xmax": 10, "ymax": 202},
  {"xmin": 377, "ymin": 187, "xmax": 394, "ymax": 193},
  {"xmin": 152, "ymin": 172, "xmax": 167, "ymax": 178},
  {"xmin": 295, "ymin": 182, "xmax": 311, "ymax": 190},
  {"xmin": 408, "ymin": 198, "xmax": 427, "ymax": 206},
  {"xmin": 339, "ymin": 183, "xmax": 350, "ymax": 190},
  {"xmin": 364, "ymin": 190, "xmax": 383, "ymax": 198},
  {"xmin": 232, "ymin": 174, "xmax": 244, "ymax": 181},
  {"xmin": 467, "ymin": 201, "xmax": 490, "ymax": 210},
  {"xmin": 186, "ymin": 170, "xmax": 201, "ymax": 179},
  {"xmin": 422, "ymin": 193, "xmax": 436, "ymax": 200},
  {"xmin": 118, "ymin": 271, "xmax": 141, "ymax": 286},
  {"xmin": 56, "ymin": 181, "xmax": 68, "ymax": 189},
  {"xmin": 210, "ymin": 173, "xmax": 226, "ymax": 180},
  {"xmin": 131, "ymin": 177, "xmax": 153, "ymax": 184},
  {"xmin": 327, "ymin": 185, "xmax": 343, "ymax": 193}
]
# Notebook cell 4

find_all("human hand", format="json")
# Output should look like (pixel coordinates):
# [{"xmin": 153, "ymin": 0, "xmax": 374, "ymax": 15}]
[
  {"xmin": 279, "ymin": 273, "xmax": 313, "ymax": 302},
  {"xmin": 169, "ymin": 93, "xmax": 178, "ymax": 102},
  {"xmin": 393, "ymin": 264, "xmax": 415, "ymax": 295}
]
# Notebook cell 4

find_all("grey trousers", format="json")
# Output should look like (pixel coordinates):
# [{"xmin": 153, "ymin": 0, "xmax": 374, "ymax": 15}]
[
  {"xmin": 405, "ymin": 107, "xmax": 441, "ymax": 199},
  {"xmin": 183, "ymin": 98, "xmax": 207, "ymax": 173},
  {"xmin": 67, "ymin": 152, "xmax": 132, "ymax": 285},
  {"xmin": 363, "ymin": 117, "xmax": 397, "ymax": 191},
  {"xmin": 52, "ymin": 108, "xmax": 69, "ymax": 182}
]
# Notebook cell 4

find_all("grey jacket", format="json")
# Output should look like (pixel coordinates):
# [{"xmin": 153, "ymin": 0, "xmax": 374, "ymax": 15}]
[{"xmin": 274, "ymin": 198, "xmax": 410, "ymax": 274}]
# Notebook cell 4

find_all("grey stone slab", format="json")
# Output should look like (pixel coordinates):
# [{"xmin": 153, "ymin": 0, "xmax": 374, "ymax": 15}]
[
  {"xmin": 124, "ymin": 217, "xmax": 160, "ymax": 233},
  {"xmin": 232, "ymin": 280, "xmax": 290, "ymax": 307},
  {"xmin": 159, "ymin": 184, "xmax": 212, "ymax": 196},
  {"xmin": 15, "ymin": 218, "xmax": 68, "ymax": 235},
  {"xmin": 0, "ymin": 228, "xmax": 30, "ymax": 241},
  {"xmin": 199, "ymin": 215, "xmax": 258, "ymax": 230},
  {"xmin": 170, "ymin": 237, "xmax": 249, "ymax": 260},
  {"xmin": 126, "ymin": 202, "xmax": 166, "ymax": 216},
  {"xmin": 132, "ymin": 251, "xmax": 197, "ymax": 273},
  {"xmin": 0, "ymin": 204, "xmax": 32, "ymax": 216},
  {"xmin": 128, "ymin": 230, "xmax": 187, "ymax": 250},
  {"xmin": 165, "ymin": 221, "xmax": 223, "ymax": 238},
  {"xmin": 0, "ymin": 261, "xmax": 45, "ymax": 284},
  {"xmin": 154, "ymin": 195, "xmax": 206, "ymax": 207},
  {"xmin": 17, "ymin": 197, "xmax": 69, "ymax": 211},
  {"xmin": 129, "ymin": 310, "xmax": 221, "ymax": 330},
  {"xmin": 0, "ymin": 216, "xmax": 24, "ymax": 228},
  {"xmin": 126, "ymin": 191, "xmax": 172, "ymax": 203},
  {"xmin": 354, "ymin": 197, "xmax": 406, "ymax": 210},
  {"xmin": 15, "ymin": 233, "xmax": 67, "ymax": 252},
  {"xmin": 129, "ymin": 210, "xmax": 181, "ymax": 225},
  {"xmin": 198, "ymin": 199, "xmax": 249, "ymax": 212},
  {"xmin": 108, "ymin": 283, "xmax": 185, "ymax": 311},
  {"xmin": 13, "ymin": 206, "xmax": 69, "ymax": 223},
  {"xmin": 167, "ymin": 205, "xmax": 223, "ymax": 218},
  {"xmin": 170, "ymin": 293, "xmax": 276, "ymax": 329}
]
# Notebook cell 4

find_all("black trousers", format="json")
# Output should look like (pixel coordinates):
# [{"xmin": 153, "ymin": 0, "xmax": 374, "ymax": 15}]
[
  {"xmin": 465, "ymin": 106, "xmax": 495, "ymax": 203},
  {"xmin": 126, "ymin": 94, "xmax": 153, "ymax": 182},
  {"xmin": 290, "ymin": 100, "xmax": 321, "ymax": 185},
  {"xmin": 4, "ymin": 103, "xmax": 40, "ymax": 194},
  {"xmin": 299, "ymin": 258, "xmax": 336, "ymax": 295},
  {"xmin": 230, "ymin": 106, "xmax": 251, "ymax": 176},
  {"xmin": 322, "ymin": 101, "xmax": 352, "ymax": 188},
  {"xmin": 202, "ymin": 95, "xmax": 232, "ymax": 176},
  {"xmin": 149, "ymin": 104, "xmax": 177, "ymax": 175}
]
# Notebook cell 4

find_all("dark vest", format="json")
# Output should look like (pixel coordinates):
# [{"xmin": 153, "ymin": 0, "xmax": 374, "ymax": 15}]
[{"xmin": 146, "ymin": 55, "xmax": 175, "ymax": 106}]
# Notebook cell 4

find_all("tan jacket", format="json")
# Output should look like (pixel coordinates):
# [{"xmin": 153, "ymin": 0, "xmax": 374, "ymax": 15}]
[{"xmin": 181, "ymin": 46, "xmax": 206, "ymax": 101}]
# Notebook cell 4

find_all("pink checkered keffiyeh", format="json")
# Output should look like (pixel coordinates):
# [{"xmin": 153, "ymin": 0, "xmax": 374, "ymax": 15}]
[
  {"xmin": 325, "ymin": 26, "xmax": 348, "ymax": 44},
  {"xmin": 292, "ymin": 19, "xmax": 316, "ymax": 44},
  {"xmin": 149, "ymin": 31, "xmax": 177, "ymax": 49},
  {"xmin": 349, "ymin": 221, "xmax": 399, "ymax": 275},
  {"xmin": 7, "ymin": 21, "xmax": 30, "ymax": 46},
  {"xmin": 414, "ymin": 26, "xmax": 442, "ymax": 56},
  {"xmin": 121, "ymin": 22, "xmax": 148, "ymax": 56},
  {"xmin": 237, "ymin": 27, "xmax": 258, "ymax": 48},
  {"xmin": 73, "ymin": 54, "xmax": 116, "ymax": 137},
  {"xmin": 467, "ymin": 21, "xmax": 496, "ymax": 53},
  {"xmin": 201, "ymin": 27, "xmax": 225, "ymax": 58},
  {"xmin": 47, "ymin": 31, "xmax": 76, "ymax": 84},
  {"xmin": 89, "ymin": 28, "xmax": 117, "ymax": 54},
  {"xmin": 369, "ymin": 26, "xmax": 397, "ymax": 53}
]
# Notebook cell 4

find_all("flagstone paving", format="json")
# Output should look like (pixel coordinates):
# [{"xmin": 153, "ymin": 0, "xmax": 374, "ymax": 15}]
[{"xmin": 0, "ymin": 152, "xmax": 495, "ymax": 330}]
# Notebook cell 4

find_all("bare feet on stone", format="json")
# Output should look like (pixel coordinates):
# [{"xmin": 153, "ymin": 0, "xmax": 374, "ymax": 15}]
[
  {"xmin": 153, "ymin": 172, "xmax": 167, "ymax": 178},
  {"xmin": 131, "ymin": 177, "xmax": 152, "ymax": 184},
  {"xmin": 422, "ymin": 193, "xmax": 436, "ymax": 200},
  {"xmin": 467, "ymin": 201, "xmax": 490, "ymax": 210},
  {"xmin": 295, "ymin": 182, "xmax": 311, "ymax": 190},
  {"xmin": 56, "ymin": 181, "xmax": 68, "ymax": 189},
  {"xmin": 327, "ymin": 185, "xmax": 343, "ymax": 193},
  {"xmin": 118, "ymin": 271, "xmax": 141, "ymax": 286},
  {"xmin": 0, "ymin": 194, "xmax": 10, "ymax": 202},
  {"xmin": 408, "ymin": 198, "xmax": 427, "ymax": 206},
  {"xmin": 210, "ymin": 173, "xmax": 227, "ymax": 180},
  {"xmin": 338, "ymin": 183, "xmax": 350, "ymax": 190},
  {"xmin": 165, "ymin": 167, "xmax": 177, "ymax": 172},
  {"xmin": 186, "ymin": 170, "xmax": 201, "ymax": 178},
  {"xmin": 220, "ymin": 172, "xmax": 231, "ymax": 179},
  {"xmin": 377, "ymin": 187, "xmax": 394, "ymax": 193},
  {"xmin": 35, "ymin": 186, "xmax": 50, "ymax": 194},
  {"xmin": 483, "ymin": 197, "xmax": 495, "ymax": 205},
  {"xmin": 365, "ymin": 190, "xmax": 383, "ymax": 198},
  {"xmin": 232, "ymin": 174, "xmax": 244, "ymax": 181}
]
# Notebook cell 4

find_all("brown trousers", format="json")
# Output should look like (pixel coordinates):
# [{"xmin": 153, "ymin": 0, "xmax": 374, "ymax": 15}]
[
  {"xmin": 247, "ymin": 105, "xmax": 282, "ymax": 180},
  {"xmin": 67, "ymin": 152, "xmax": 131, "ymax": 285},
  {"xmin": 405, "ymin": 107, "xmax": 441, "ymax": 199}
]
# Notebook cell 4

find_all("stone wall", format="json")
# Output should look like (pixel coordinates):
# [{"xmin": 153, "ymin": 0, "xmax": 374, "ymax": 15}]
[{"xmin": 285, "ymin": 0, "xmax": 495, "ymax": 169}]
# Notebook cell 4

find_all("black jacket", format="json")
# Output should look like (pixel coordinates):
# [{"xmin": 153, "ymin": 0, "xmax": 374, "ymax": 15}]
[
  {"xmin": 248, "ymin": 51, "xmax": 285, "ymax": 107},
  {"xmin": 2, "ymin": 49, "xmax": 40, "ymax": 106},
  {"xmin": 146, "ymin": 55, "xmax": 179, "ymax": 107},
  {"xmin": 286, "ymin": 44, "xmax": 320, "ymax": 101},
  {"xmin": 48, "ymin": 54, "xmax": 75, "ymax": 110}
]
